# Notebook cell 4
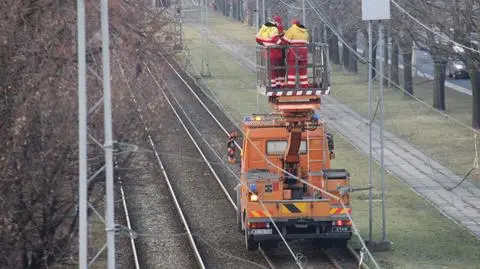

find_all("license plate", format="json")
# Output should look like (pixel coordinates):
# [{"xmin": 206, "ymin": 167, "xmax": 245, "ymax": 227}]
[
  {"xmin": 250, "ymin": 229, "xmax": 272, "ymax": 235},
  {"xmin": 331, "ymin": 227, "xmax": 350, "ymax": 233}
]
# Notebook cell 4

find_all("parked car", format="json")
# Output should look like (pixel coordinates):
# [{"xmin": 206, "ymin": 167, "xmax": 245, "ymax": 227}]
[{"xmin": 446, "ymin": 58, "xmax": 469, "ymax": 79}]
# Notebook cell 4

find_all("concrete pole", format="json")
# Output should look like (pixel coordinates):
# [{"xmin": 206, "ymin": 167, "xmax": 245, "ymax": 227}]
[
  {"xmin": 77, "ymin": 0, "xmax": 88, "ymax": 268},
  {"xmin": 100, "ymin": 0, "xmax": 116, "ymax": 268},
  {"xmin": 367, "ymin": 20, "xmax": 373, "ymax": 243}
]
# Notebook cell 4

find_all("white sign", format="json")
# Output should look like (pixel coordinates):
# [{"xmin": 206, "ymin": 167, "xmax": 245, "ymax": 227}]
[{"xmin": 362, "ymin": 0, "xmax": 391, "ymax": 20}]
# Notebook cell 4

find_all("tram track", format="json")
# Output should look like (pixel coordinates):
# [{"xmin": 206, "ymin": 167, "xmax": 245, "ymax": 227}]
[{"xmin": 146, "ymin": 53, "xmax": 365, "ymax": 268}]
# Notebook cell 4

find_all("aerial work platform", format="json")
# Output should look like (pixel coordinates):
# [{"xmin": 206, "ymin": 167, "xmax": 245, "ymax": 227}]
[{"xmin": 255, "ymin": 43, "xmax": 331, "ymax": 97}]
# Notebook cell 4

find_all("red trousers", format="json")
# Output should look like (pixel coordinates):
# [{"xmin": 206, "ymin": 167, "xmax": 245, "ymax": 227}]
[
  {"xmin": 269, "ymin": 57, "xmax": 284, "ymax": 88},
  {"xmin": 286, "ymin": 47, "xmax": 309, "ymax": 88},
  {"xmin": 277, "ymin": 58, "xmax": 286, "ymax": 87}
]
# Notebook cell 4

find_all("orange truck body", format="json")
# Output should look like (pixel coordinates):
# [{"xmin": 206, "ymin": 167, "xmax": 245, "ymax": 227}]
[{"xmin": 236, "ymin": 97, "xmax": 352, "ymax": 250}]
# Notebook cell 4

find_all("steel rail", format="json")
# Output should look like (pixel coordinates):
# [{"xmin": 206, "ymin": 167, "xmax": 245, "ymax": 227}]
[
  {"xmin": 119, "ymin": 181, "xmax": 141, "ymax": 269},
  {"xmin": 128, "ymin": 86, "xmax": 207, "ymax": 269}
]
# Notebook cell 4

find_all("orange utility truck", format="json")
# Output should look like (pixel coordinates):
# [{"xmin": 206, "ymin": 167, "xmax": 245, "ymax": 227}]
[{"xmin": 235, "ymin": 44, "xmax": 352, "ymax": 250}]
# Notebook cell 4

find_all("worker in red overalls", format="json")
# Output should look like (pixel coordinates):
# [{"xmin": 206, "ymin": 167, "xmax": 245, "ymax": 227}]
[
  {"xmin": 256, "ymin": 20, "xmax": 283, "ymax": 88},
  {"xmin": 282, "ymin": 19, "xmax": 310, "ymax": 88},
  {"xmin": 272, "ymin": 15, "xmax": 286, "ymax": 87}
]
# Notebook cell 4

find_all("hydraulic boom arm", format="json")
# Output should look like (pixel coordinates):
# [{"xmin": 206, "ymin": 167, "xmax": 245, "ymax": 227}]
[{"xmin": 271, "ymin": 96, "xmax": 321, "ymax": 168}]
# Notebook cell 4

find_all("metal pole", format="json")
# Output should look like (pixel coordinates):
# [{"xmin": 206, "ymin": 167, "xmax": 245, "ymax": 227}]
[
  {"xmin": 324, "ymin": 27, "xmax": 330, "ymax": 85},
  {"xmin": 256, "ymin": 0, "xmax": 259, "ymax": 31},
  {"xmin": 200, "ymin": 0, "xmax": 203, "ymax": 25},
  {"xmin": 206, "ymin": 0, "xmax": 209, "ymax": 26},
  {"xmin": 77, "ymin": 0, "xmax": 88, "ymax": 268},
  {"xmin": 100, "ymin": 0, "xmax": 116, "ymax": 268},
  {"xmin": 302, "ymin": 0, "xmax": 305, "ymax": 25},
  {"xmin": 262, "ymin": 0, "xmax": 265, "ymax": 23},
  {"xmin": 379, "ymin": 20, "xmax": 387, "ymax": 242},
  {"xmin": 201, "ymin": 0, "xmax": 210, "ymax": 76},
  {"xmin": 367, "ymin": 20, "xmax": 373, "ymax": 243},
  {"xmin": 201, "ymin": 0, "xmax": 205, "ymax": 75}
]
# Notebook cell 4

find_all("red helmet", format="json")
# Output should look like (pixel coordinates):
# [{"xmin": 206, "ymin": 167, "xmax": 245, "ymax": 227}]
[
  {"xmin": 291, "ymin": 19, "xmax": 300, "ymax": 25},
  {"xmin": 273, "ymin": 15, "xmax": 282, "ymax": 24}
]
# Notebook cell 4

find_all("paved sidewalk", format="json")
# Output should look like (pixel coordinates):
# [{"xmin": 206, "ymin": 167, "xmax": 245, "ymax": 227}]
[{"xmin": 186, "ymin": 22, "xmax": 480, "ymax": 239}]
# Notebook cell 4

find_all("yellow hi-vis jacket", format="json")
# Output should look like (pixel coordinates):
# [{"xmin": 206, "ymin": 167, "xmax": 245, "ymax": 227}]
[
  {"xmin": 283, "ymin": 23, "xmax": 309, "ymax": 61},
  {"xmin": 256, "ymin": 22, "xmax": 282, "ymax": 59}
]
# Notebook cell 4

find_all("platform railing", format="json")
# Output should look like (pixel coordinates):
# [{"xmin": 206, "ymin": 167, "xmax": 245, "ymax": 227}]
[{"xmin": 256, "ymin": 43, "xmax": 330, "ymax": 97}]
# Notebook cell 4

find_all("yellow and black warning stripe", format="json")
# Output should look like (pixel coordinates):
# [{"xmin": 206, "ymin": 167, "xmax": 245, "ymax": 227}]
[{"xmin": 281, "ymin": 203, "xmax": 307, "ymax": 214}]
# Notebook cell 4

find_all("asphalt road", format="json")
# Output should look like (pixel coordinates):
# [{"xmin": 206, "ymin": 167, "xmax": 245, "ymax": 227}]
[{"xmin": 354, "ymin": 33, "xmax": 472, "ymax": 92}]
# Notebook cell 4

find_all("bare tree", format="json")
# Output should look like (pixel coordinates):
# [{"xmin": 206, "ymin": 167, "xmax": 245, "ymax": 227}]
[{"xmin": 0, "ymin": 0, "xmax": 173, "ymax": 267}]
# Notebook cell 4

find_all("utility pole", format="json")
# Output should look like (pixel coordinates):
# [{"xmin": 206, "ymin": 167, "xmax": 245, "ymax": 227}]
[
  {"xmin": 100, "ymin": 0, "xmax": 116, "ymax": 266},
  {"xmin": 77, "ymin": 0, "xmax": 88, "ymax": 267},
  {"xmin": 362, "ymin": 0, "xmax": 391, "ymax": 251},
  {"xmin": 378, "ymin": 20, "xmax": 387, "ymax": 243},
  {"xmin": 78, "ymin": 0, "xmax": 117, "ymax": 267},
  {"xmin": 324, "ymin": 27, "xmax": 330, "ymax": 85},
  {"xmin": 302, "ymin": 0, "xmax": 306, "ymax": 25},
  {"xmin": 256, "ymin": 0, "xmax": 259, "ymax": 31},
  {"xmin": 201, "ymin": 0, "xmax": 211, "ymax": 77},
  {"xmin": 367, "ymin": 19, "xmax": 373, "ymax": 244}
]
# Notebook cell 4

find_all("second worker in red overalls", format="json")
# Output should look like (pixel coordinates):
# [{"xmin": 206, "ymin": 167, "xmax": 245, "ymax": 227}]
[{"xmin": 282, "ymin": 19, "xmax": 310, "ymax": 88}]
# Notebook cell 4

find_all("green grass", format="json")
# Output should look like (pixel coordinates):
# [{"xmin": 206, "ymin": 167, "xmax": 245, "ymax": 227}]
[
  {"xmin": 177, "ymin": 15, "xmax": 480, "ymax": 269},
  {"xmin": 331, "ymin": 64, "xmax": 478, "ymax": 183}
]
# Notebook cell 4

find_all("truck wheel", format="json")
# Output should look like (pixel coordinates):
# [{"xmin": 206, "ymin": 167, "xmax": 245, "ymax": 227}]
[
  {"xmin": 259, "ymin": 241, "xmax": 277, "ymax": 251},
  {"xmin": 245, "ymin": 232, "xmax": 258, "ymax": 251}
]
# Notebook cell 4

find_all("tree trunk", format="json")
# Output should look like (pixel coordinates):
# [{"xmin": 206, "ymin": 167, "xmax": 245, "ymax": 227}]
[
  {"xmin": 390, "ymin": 40, "xmax": 399, "ymax": 88},
  {"xmin": 347, "ymin": 32, "xmax": 357, "ymax": 73},
  {"xmin": 232, "ymin": 0, "xmax": 238, "ymax": 20},
  {"xmin": 329, "ymin": 31, "xmax": 340, "ymax": 65},
  {"xmin": 403, "ymin": 51, "xmax": 414, "ymax": 95},
  {"xmin": 471, "ymin": 66, "xmax": 480, "ymax": 128},
  {"xmin": 343, "ymin": 36, "xmax": 350, "ymax": 70},
  {"xmin": 246, "ymin": 8, "xmax": 252, "ymax": 26},
  {"xmin": 433, "ymin": 60, "xmax": 446, "ymax": 110},
  {"xmin": 383, "ymin": 27, "xmax": 389, "ymax": 86}
]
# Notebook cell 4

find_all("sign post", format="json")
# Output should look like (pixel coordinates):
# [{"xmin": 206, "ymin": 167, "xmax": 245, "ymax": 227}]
[{"xmin": 362, "ymin": 0, "xmax": 392, "ymax": 251}]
